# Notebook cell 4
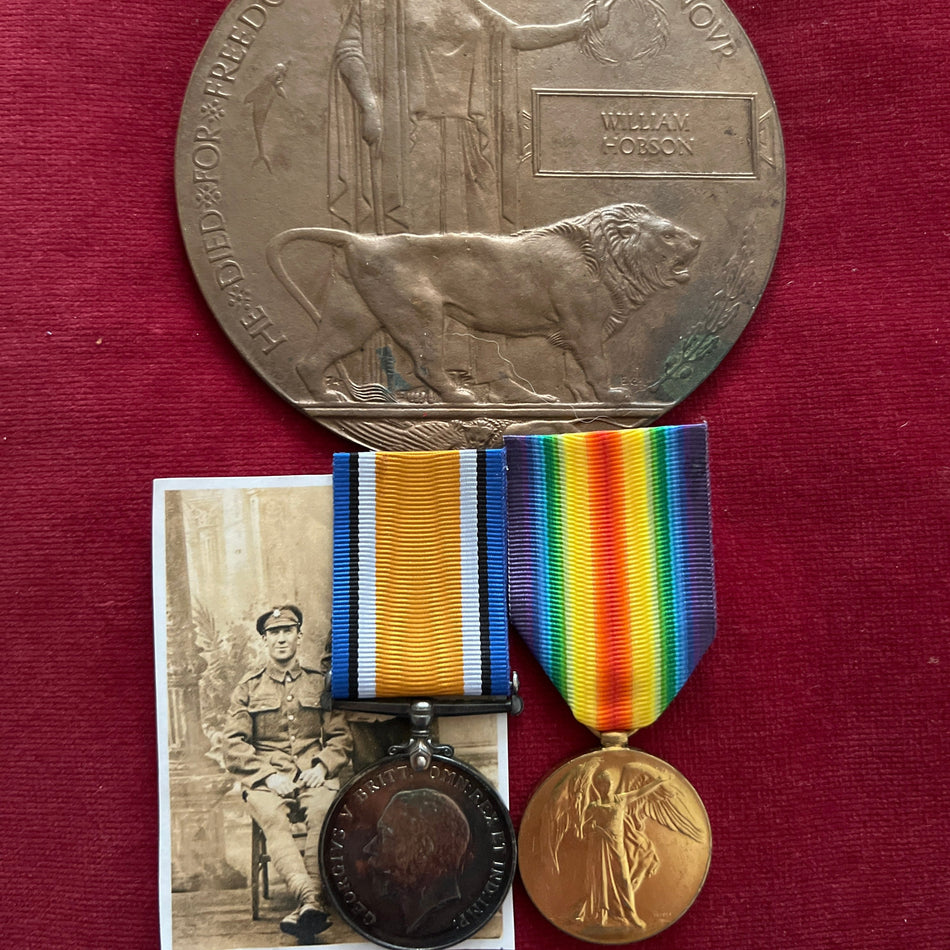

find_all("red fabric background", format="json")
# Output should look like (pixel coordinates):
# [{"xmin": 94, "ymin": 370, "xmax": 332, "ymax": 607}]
[{"xmin": 2, "ymin": 1, "xmax": 948, "ymax": 947}]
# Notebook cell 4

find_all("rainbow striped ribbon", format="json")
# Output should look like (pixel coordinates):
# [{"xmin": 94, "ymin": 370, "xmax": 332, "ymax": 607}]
[
  {"xmin": 505, "ymin": 426, "xmax": 716, "ymax": 734},
  {"xmin": 332, "ymin": 449, "xmax": 509, "ymax": 700}
]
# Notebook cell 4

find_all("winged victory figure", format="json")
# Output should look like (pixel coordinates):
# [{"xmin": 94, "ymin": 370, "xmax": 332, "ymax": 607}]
[{"xmin": 547, "ymin": 758, "xmax": 705, "ymax": 929}]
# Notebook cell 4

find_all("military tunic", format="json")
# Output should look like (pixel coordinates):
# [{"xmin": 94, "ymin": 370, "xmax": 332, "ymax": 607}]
[
  {"xmin": 224, "ymin": 659, "xmax": 352, "ymax": 788},
  {"xmin": 224, "ymin": 659, "xmax": 353, "ymax": 908}
]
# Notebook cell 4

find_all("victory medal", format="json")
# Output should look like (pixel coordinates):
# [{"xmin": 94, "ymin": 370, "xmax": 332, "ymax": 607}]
[{"xmin": 506, "ymin": 425, "xmax": 716, "ymax": 943}]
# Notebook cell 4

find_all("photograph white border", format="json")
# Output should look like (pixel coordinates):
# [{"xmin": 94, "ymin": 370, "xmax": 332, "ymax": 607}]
[{"xmin": 153, "ymin": 474, "xmax": 515, "ymax": 950}]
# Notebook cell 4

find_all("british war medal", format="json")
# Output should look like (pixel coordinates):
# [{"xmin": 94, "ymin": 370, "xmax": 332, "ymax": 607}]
[{"xmin": 321, "ymin": 449, "xmax": 517, "ymax": 950}]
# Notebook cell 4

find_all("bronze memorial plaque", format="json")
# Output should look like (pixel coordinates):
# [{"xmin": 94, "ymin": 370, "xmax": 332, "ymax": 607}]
[{"xmin": 177, "ymin": 0, "xmax": 784, "ymax": 450}]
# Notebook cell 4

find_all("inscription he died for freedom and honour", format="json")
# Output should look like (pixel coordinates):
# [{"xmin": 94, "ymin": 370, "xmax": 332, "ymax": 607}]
[
  {"xmin": 319, "ymin": 755, "xmax": 516, "ymax": 949},
  {"xmin": 177, "ymin": 0, "xmax": 784, "ymax": 451}
]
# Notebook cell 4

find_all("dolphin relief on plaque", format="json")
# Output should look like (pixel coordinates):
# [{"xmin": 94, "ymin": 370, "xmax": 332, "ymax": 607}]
[{"xmin": 177, "ymin": 0, "xmax": 784, "ymax": 450}]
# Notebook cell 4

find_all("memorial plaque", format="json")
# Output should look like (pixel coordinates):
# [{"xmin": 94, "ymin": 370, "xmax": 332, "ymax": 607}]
[{"xmin": 177, "ymin": 0, "xmax": 784, "ymax": 450}]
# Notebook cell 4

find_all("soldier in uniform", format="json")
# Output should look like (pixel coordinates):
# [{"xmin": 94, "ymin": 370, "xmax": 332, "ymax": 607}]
[{"xmin": 224, "ymin": 605, "xmax": 353, "ymax": 942}]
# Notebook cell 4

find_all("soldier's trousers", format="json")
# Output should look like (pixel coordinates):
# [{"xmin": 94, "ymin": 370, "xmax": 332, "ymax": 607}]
[{"xmin": 244, "ymin": 783, "xmax": 337, "ymax": 907}]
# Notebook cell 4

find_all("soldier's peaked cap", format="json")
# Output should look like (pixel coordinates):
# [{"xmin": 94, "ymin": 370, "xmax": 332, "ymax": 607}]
[{"xmin": 256, "ymin": 604, "xmax": 303, "ymax": 636}]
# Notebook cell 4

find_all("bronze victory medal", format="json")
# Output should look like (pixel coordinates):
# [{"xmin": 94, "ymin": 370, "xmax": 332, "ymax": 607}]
[
  {"xmin": 177, "ymin": 0, "xmax": 784, "ymax": 450},
  {"xmin": 319, "ymin": 753, "xmax": 516, "ymax": 949},
  {"xmin": 518, "ymin": 746, "xmax": 711, "ymax": 944}
]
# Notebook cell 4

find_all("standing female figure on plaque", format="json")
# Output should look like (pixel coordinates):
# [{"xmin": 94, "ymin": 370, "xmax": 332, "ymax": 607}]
[
  {"xmin": 325, "ymin": 0, "xmax": 616, "ymax": 403},
  {"xmin": 329, "ymin": 0, "xmax": 616, "ymax": 236}
]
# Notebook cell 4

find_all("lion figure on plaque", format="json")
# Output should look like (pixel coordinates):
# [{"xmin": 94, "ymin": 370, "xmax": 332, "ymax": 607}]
[{"xmin": 267, "ymin": 203, "xmax": 700, "ymax": 404}]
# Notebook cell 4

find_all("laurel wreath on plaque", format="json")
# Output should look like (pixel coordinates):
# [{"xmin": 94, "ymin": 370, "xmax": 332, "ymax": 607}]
[
  {"xmin": 580, "ymin": 0, "xmax": 671, "ymax": 64},
  {"xmin": 650, "ymin": 222, "xmax": 758, "ymax": 393}
]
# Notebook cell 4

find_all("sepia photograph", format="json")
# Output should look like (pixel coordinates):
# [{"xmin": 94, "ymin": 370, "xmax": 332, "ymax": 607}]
[{"xmin": 153, "ymin": 475, "xmax": 513, "ymax": 950}]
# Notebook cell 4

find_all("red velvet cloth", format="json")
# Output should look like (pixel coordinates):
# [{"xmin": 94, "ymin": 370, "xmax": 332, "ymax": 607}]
[{"xmin": 2, "ymin": 1, "xmax": 948, "ymax": 947}]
